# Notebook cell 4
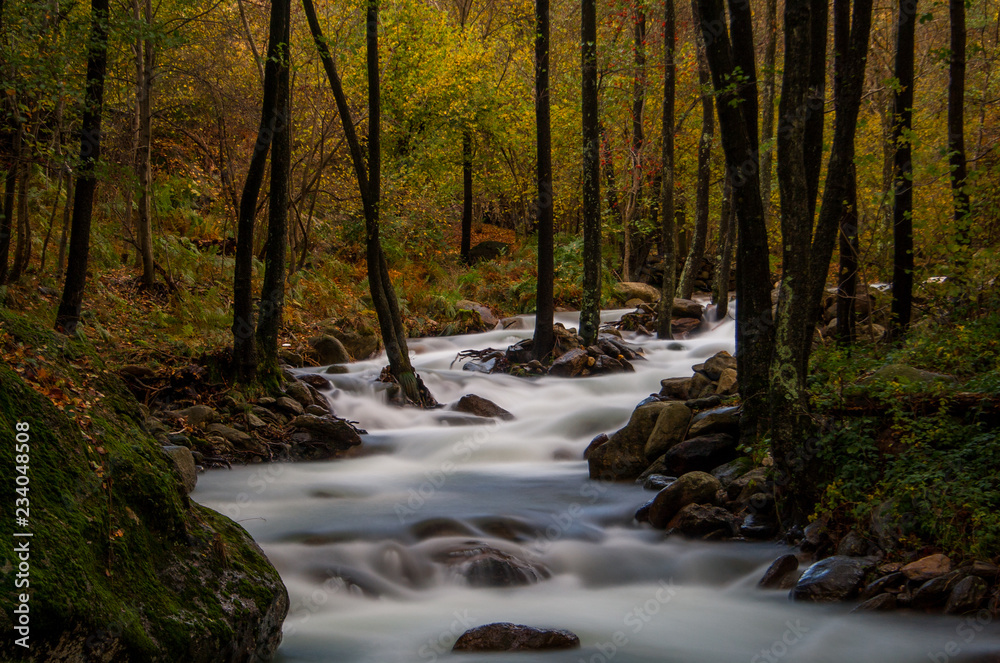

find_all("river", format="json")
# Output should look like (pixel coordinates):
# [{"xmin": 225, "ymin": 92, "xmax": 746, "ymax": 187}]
[{"xmin": 193, "ymin": 310, "xmax": 1000, "ymax": 663}]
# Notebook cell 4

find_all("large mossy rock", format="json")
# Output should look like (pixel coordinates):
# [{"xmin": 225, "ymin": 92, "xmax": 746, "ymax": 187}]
[
  {"xmin": 589, "ymin": 402, "xmax": 671, "ymax": 481},
  {"xmin": 0, "ymin": 314, "xmax": 287, "ymax": 662}
]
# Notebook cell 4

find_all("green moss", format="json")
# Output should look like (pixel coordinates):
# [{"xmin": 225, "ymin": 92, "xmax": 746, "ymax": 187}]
[{"xmin": 0, "ymin": 311, "xmax": 287, "ymax": 662}]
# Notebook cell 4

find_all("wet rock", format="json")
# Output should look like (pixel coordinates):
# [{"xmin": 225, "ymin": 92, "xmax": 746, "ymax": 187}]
[
  {"xmin": 285, "ymin": 381, "xmax": 315, "ymax": 407},
  {"xmin": 702, "ymin": 351, "xmax": 737, "ymax": 380},
  {"xmin": 593, "ymin": 354, "xmax": 629, "ymax": 374},
  {"xmin": 273, "ymin": 396, "xmax": 305, "ymax": 417},
  {"xmin": 206, "ymin": 423, "xmax": 252, "ymax": 446},
  {"xmin": 688, "ymin": 372, "xmax": 715, "ymax": 400},
  {"xmin": 305, "ymin": 404, "xmax": 330, "ymax": 416},
  {"xmin": 711, "ymin": 457, "xmax": 753, "ymax": 487},
  {"xmin": 252, "ymin": 406, "xmax": 286, "ymax": 427},
  {"xmin": 176, "ymin": 404, "xmax": 219, "ymax": 427},
  {"xmin": 615, "ymin": 281, "xmax": 661, "ymax": 303},
  {"xmin": 288, "ymin": 415, "xmax": 362, "ymax": 461},
  {"xmin": 687, "ymin": 406, "xmax": 741, "ymax": 438},
  {"xmin": 505, "ymin": 339, "xmax": 535, "ymax": 364},
  {"xmin": 759, "ymin": 554, "xmax": 800, "ymax": 590},
  {"xmin": 860, "ymin": 572, "xmax": 907, "ymax": 600},
  {"xmin": 967, "ymin": 560, "xmax": 999, "ymax": 581},
  {"xmin": 902, "ymin": 554, "xmax": 951, "ymax": 582},
  {"xmin": 684, "ymin": 395, "xmax": 724, "ymax": 410},
  {"xmin": 945, "ymin": 576, "xmax": 989, "ymax": 615},
  {"xmin": 635, "ymin": 498, "xmax": 655, "ymax": 523},
  {"xmin": 162, "ymin": 445, "xmax": 197, "ymax": 494},
  {"xmin": 853, "ymin": 593, "xmax": 897, "ymax": 612},
  {"xmin": 800, "ymin": 517, "xmax": 831, "ymax": 555},
  {"xmin": 437, "ymin": 545, "xmax": 550, "ymax": 587},
  {"xmin": 671, "ymin": 318, "xmax": 702, "ymax": 337},
  {"xmin": 548, "ymin": 348, "xmax": 590, "ymax": 378},
  {"xmin": 667, "ymin": 504, "xmax": 738, "ymax": 538},
  {"xmin": 642, "ymin": 474, "xmax": 675, "ymax": 491},
  {"xmin": 499, "ymin": 316, "xmax": 528, "ymax": 330},
  {"xmin": 583, "ymin": 433, "xmax": 609, "ymax": 460},
  {"xmin": 740, "ymin": 513, "xmax": 779, "ymax": 539},
  {"xmin": 589, "ymin": 402, "xmax": 672, "ymax": 481},
  {"xmin": 643, "ymin": 402, "xmax": 693, "ymax": 459},
  {"xmin": 911, "ymin": 571, "xmax": 964, "ymax": 609},
  {"xmin": 727, "ymin": 468, "xmax": 769, "ymax": 501},
  {"xmin": 672, "ymin": 298, "xmax": 704, "ymax": 319},
  {"xmin": 300, "ymin": 373, "xmax": 332, "ymax": 389},
  {"xmin": 324, "ymin": 365, "xmax": 349, "ymax": 375},
  {"xmin": 648, "ymin": 471, "xmax": 722, "ymax": 529},
  {"xmin": 659, "ymin": 377, "xmax": 691, "ymax": 400},
  {"xmin": 409, "ymin": 518, "xmax": 478, "ymax": 540},
  {"xmin": 791, "ymin": 556, "xmax": 869, "ymax": 602},
  {"xmin": 453, "ymin": 394, "xmax": 514, "ymax": 420},
  {"xmin": 453, "ymin": 623, "xmax": 580, "ymax": 652},
  {"xmin": 661, "ymin": 433, "xmax": 738, "ymax": 476}
]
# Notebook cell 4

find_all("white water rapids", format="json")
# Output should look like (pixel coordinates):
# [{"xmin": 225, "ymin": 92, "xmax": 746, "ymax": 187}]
[{"xmin": 193, "ymin": 310, "xmax": 1000, "ymax": 663}]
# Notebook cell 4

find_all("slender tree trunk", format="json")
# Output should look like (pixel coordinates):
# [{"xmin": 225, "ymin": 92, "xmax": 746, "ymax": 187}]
[
  {"xmin": 255, "ymin": 0, "xmax": 291, "ymax": 382},
  {"xmin": 135, "ymin": 0, "xmax": 155, "ymax": 287},
  {"xmin": 57, "ymin": 175, "xmax": 72, "ymax": 276},
  {"xmin": 0, "ymin": 155, "xmax": 15, "ymax": 283},
  {"xmin": 712, "ymin": 174, "xmax": 735, "ymax": 320},
  {"xmin": 948, "ymin": 0, "xmax": 969, "ymax": 261},
  {"xmin": 890, "ymin": 0, "xmax": 916, "ymax": 337},
  {"xmin": 759, "ymin": 0, "xmax": 777, "ymax": 220},
  {"xmin": 656, "ymin": 0, "xmax": 676, "ymax": 339},
  {"xmin": 698, "ymin": 0, "xmax": 772, "ymax": 442},
  {"xmin": 460, "ymin": 127, "xmax": 473, "ymax": 264},
  {"xmin": 40, "ymin": 167, "xmax": 64, "ymax": 274},
  {"xmin": 580, "ymin": 0, "xmax": 601, "ymax": 346},
  {"xmin": 804, "ymin": 0, "xmax": 828, "ymax": 219},
  {"xmin": 9, "ymin": 159, "xmax": 29, "ymax": 281},
  {"xmin": 233, "ymin": 0, "xmax": 286, "ymax": 381},
  {"xmin": 533, "ymin": 0, "xmax": 555, "ymax": 360},
  {"xmin": 55, "ymin": 0, "xmax": 109, "ymax": 333},
  {"xmin": 624, "ymin": 9, "xmax": 647, "ymax": 282},
  {"xmin": 676, "ymin": 12, "xmax": 712, "ymax": 302}
]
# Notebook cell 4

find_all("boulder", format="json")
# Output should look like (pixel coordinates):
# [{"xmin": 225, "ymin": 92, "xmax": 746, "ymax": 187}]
[
  {"xmin": 672, "ymin": 298, "xmax": 704, "ymax": 319},
  {"xmin": 945, "ymin": 576, "xmax": 989, "ymax": 615},
  {"xmin": 453, "ymin": 394, "xmax": 514, "ymax": 420},
  {"xmin": 593, "ymin": 354, "xmax": 629, "ymax": 374},
  {"xmin": 671, "ymin": 318, "xmax": 703, "ymax": 337},
  {"xmin": 688, "ymin": 372, "xmax": 715, "ymax": 400},
  {"xmin": 300, "ymin": 373, "xmax": 332, "ymax": 389},
  {"xmin": 648, "ymin": 471, "xmax": 722, "ymax": 529},
  {"xmin": 615, "ymin": 281, "xmax": 661, "ymax": 303},
  {"xmin": 453, "ymin": 623, "xmax": 580, "ymax": 652},
  {"xmin": 902, "ymin": 554, "xmax": 951, "ymax": 582},
  {"xmin": 860, "ymin": 572, "xmax": 907, "ymax": 600},
  {"xmin": 687, "ymin": 406, "xmax": 740, "ymax": 438},
  {"xmin": 759, "ymin": 554, "xmax": 800, "ymax": 590},
  {"xmin": 911, "ymin": 571, "xmax": 964, "ymax": 609},
  {"xmin": 285, "ymin": 381, "xmax": 315, "ymax": 407},
  {"xmin": 643, "ymin": 402, "xmax": 693, "ymax": 459},
  {"xmin": 711, "ymin": 457, "xmax": 754, "ymax": 487},
  {"xmin": 853, "ymin": 593, "xmax": 897, "ymax": 612},
  {"xmin": 642, "ymin": 474, "xmax": 675, "ymax": 491},
  {"xmin": 206, "ymin": 423, "xmax": 252, "ymax": 446},
  {"xmin": 288, "ymin": 415, "xmax": 362, "ymax": 461},
  {"xmin": 456, "ymin": 300, "xmax": 499, "ymax": 327},
  {"xmin": 659, "ymin": 377, "xmax": 692, "ymax": 400},
  {"xmin": 791, "ymin": 556, "xmax": 869, "ymax": 602},
  {"xmin": 162, "ymin": 445, "xmax": 197, "ymax": 494},
  {"xmin": 727, "ymin": 467, "xmax": 769, "ymax": 501},
  {"xmin": 274, "ymin": 396, "xmax": 305, "ymax": 417},
  {"xmin": 435, "ymin": 544, "xmax": 550, "ymax": 587},
  {"xmin": 666, "ymin": 503, "xmax": 738, "ymax": 538},
  {"xmin": 468, "ymin": 240, "xmax": 509, "ymax": 263},
  {"xmin": 716, "ymin": 368, "xmax": 739, "ymax": 396},
  {"xmin": 548, "ymin": 348, "xmax": 590, "ymax": 378},
  {"xmin": 661, "ymin": 433, "xmax": 738, "ymax": 476},
  {"xmin": 968, "ymin": 560, "xmax": 999, "ymax": 581},
  {"xmin": 583, "ymin": 433, "xmax": 609, "ymax": 460},
  {"xmin": 309, "ymin": 334, "xmax": 351, "ymax": 365},
  {"xmin": 176, "ymin": 404, "xmax": 219, "ymax": 427},
  {"xmin": 589, "ymin": 402, "xmax": 672, "ymax": 481},
  {"xmin": 702, "ymin": 351, "xmax": 737, "ymax": 380},
  {"xmin": 836, "ymin": 530, "xmax": 876, "ymax": 558}
]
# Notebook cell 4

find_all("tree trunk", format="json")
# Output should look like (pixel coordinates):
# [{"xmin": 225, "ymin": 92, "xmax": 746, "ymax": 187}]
[
  {"xmin": 0, "ymin": 153, "xmax": 15, "ymax": 284},
  {"xmin": 232, "ymin": 0, "xmax": 286, "ymax": 381},
  {"xmin": 676, "ymin": 11, "xmax": 712, "ymax": 302},
  {"xmin": 255, "ymin": 0, "xmax": 291, "ymax": 382},
  {"xmin": 580, "ymin": 0, "xmax": 601, "ymax": 346},
  {"xmin": 656, "ymin": 0, "xmax": 676, "ymax": 339},
  {"xmin": 532, "ymin": 0, "xmax": 555, "ymax": 361},
  {"xmin": 55, "ymin": 0, "xmax": 109, "ymax": 333},
  {"xmin": 9, "ymin": 158, "xmax": 29, "ymax": 281},
  {"xmin": 623, "ymin": 8, "xmax": 647, "ymax": 282},
  {"xmin": 57, "ymin": 175, "xmax": 72, "ymax": 276},
  {"xmin": 759, "ymin": 0, "xmax": 777, "ymax": 220},
  {"xmin": 698, "ymin": 0, "xmax": 773, "ymax": 442},
  {"xmin": 460, "ymin": 127, "xmax": 473, "ymax": 264},
  {"xmin": 890, "ymin": 0, "xmax": 916, "ymax": 338},
  {"xmin": 135, "ymin": 0, "xmax": 155, "ymax": 287},
  {"xmin": 804, "ymin": 0, "xmax": 828, "ymax": 219},
  {"xmin": 712, "ymin": 174, "xmax": 735, "ymax": 320},
  {"xmin": 948, "ymin": 0, "xmax": 969, "ymax": 261}
]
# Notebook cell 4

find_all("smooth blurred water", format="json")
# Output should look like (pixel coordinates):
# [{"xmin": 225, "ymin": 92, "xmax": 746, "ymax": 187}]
[{"xmin": 193, "ymin": 310, "xmax": 1000, "ymax": 663}]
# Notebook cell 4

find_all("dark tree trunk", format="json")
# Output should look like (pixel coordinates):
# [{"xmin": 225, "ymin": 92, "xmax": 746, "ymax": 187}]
[
  {"xmin": 9, "ymin": 159, "xmax": 28, "ymax": 281},
  {"xmin": 533, "ymin": 0, "xmax": 555, "ymax": 361},
  {"xmin": 0, "ymin": 156, "xmax": 15, "ymax": 284},
  {"xmin": 232, "ymin": 0, "xmax": 286, "ymax": 381},
  {"xmin": 948, "ymin": 0, "xmax": 969, "ymax": 256},
  {"xmin": 55, "ymin": 0, "xmax": 109, "ymax": 333},
  {"xmin": 255, "ymin": 0, "xmax": 291, "ymax": 382},
  {"xmin": 623, "ymin": 9, "xmax": 647, "ymax": 283},
  {"xmin": 460, "ymin": 127, "xmax": 473, "ymax": 264},
  {"xmin": 890, "ymin": 0, "xmax": 916, "ymax": 337},
  {"xmin": 712, "ymin": 174, "xmax": 736, "ymax": 320},
  {"xmin": 656, "ymin": 0, "xmax": 676, "ymax": 339},
  {"xmin": 57, "ymin": 175, "xmax": 73, "ymax": 276},
  {"xmin": 760, "ymin": 0, "xmax": 777, "ymax": 220},
  {"xmin": 135, "ymin": 0, "xmax": 155, "ymax": 288},
  {"xmin": 600, "ymin": 123, "xmax": 619, "ymax": 227},
  {"xmin": 676, "ymin": 8, "xmax": 711, "ymax": 302},
  {"xmin": 580, "ymin": 0, "xmax": 601, "ymax": 346},
  {"xmin": 804, "ymin": 0, "xmax": 828, "ymax": 219},
  {"xmin": 698, "ymin": 0, "xmax": 773, "ymax": 442}
]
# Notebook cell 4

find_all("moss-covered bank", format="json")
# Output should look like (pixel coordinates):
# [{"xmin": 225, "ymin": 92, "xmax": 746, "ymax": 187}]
[{"xmin": 0, "ymin": 311, "xmax": 287, "ymax": 661}]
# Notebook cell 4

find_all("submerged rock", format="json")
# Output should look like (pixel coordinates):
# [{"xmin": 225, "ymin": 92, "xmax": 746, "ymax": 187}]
[
  {"xmin": 453, "ymin": 394, "xmax": 514, "ymax": 420},
  {"xmin": 288, "ymin": 414, "xmax": 363, "ymax": 460},
  {"xmin": 667, "ymin": 503, "xmax": 738, "ymax": 538},
  {"xmin": 453, "ymin": 623, "xmax": 580, "ymax": 652},
  {"xmin": 791, "ymin": 556, "xmax": 869, "ymax": 602},
  {"xmin": 759, "ymin": 554, "xmax": 800, "ymax": 590},
  {"xmin": 435, "ymin": 544, "xmax": 550, "ymax": 587}
]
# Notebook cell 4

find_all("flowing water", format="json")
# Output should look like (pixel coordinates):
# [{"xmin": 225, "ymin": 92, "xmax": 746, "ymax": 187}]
[{"xmin": 194, "ymin": 311, "xmax": 1000, "ymax": 663}]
